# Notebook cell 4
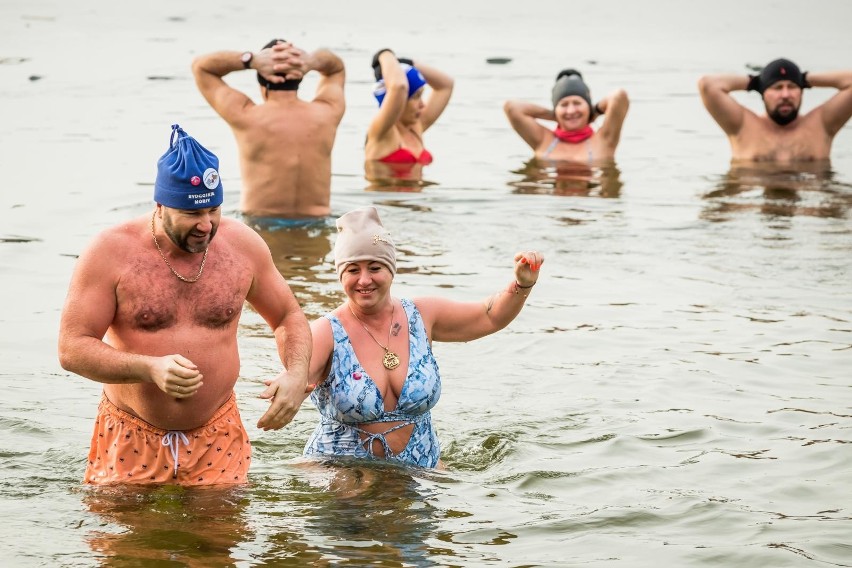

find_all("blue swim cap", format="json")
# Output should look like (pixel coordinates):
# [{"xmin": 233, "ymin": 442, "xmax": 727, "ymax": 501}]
[
  {"xmin": 373, "ymin": 63, "xmax": 427, "ymax": 106},
  {"xmin": 154, "ymin": 124, "xmax": 223, "ymax": 210}
]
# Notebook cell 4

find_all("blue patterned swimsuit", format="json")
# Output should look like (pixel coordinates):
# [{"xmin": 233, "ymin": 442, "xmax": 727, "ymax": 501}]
[{"xmin": 304, "ymin": 298, "xmax": 442, "ymax": 468}]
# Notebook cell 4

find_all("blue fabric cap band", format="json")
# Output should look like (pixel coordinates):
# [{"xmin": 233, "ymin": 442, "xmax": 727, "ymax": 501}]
[
  {"xmin": 154, "ymin": 124, "xmax": 223, "ymax": 209},
  {"xmin": 373, "ymin": 64, "xmax": 427, "ymax": 106}
]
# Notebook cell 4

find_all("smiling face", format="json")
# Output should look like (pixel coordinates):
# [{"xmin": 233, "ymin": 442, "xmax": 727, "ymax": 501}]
[
  {"xmin": 763, "ymin": 79, "xmax": 803, "ymax": 125},
  {"xmin": 161, "ymin": 205, "xmax": 221, "ymax": 253},
  {"xmin": 340, "ymin": 260, "xmax": 394, "ymax": 310},
  {"xmin": 555, "ymin": 95, "xmax": 591, "ymax": 131}
]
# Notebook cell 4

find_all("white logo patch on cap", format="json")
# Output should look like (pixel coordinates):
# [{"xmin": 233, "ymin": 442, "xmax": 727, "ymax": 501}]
[{"xmin": 203, "ymin": 168, "xmax": 220, "ymax": 190}]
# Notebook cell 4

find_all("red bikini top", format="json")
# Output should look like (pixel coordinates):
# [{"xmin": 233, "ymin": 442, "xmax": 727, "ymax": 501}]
[{"xmin": 379, "ymin": 147, "xmax": 434, "ymax": 165}]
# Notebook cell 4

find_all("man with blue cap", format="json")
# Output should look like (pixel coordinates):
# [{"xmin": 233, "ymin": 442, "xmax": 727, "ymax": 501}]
[
  {"xmin": 58, "ymin": 124, "xmax": 312, "ymax": 486},
  {"xmin": 699, "ymin": 58, "xmax": 852, "ymax": 162},
  {"xmin": 192, "ymin": 39, "xmax": 345, "ymax": 220}
]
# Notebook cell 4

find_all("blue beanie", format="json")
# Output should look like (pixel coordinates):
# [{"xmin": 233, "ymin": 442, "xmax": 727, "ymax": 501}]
[
  {"xmin": 154, "ymin": 124, "xmax": 223, "ymax": 209},
  {"xmin": 373, "ymin": 63, "xmax": 427, "ymax": 106}
]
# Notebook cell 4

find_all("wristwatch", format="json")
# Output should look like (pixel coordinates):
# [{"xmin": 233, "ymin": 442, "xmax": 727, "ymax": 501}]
[{"xmin": 240, "ymin": 51, "xmax": 253, "ymax": 69}]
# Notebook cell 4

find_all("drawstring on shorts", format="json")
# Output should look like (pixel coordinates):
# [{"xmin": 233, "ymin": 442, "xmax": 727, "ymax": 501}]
[{"xmin": 161, "ymin": 431, "xmax": 189, "ymax": 477}]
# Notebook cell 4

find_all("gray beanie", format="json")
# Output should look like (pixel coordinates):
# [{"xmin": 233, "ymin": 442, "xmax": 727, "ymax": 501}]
[
  {"xmin": 551, "ymin": 69, "xmax": 592, "ymax": 110},
  {"xmin": 334, "ymin": 206, "xmax": 397, "ymax": 278}
]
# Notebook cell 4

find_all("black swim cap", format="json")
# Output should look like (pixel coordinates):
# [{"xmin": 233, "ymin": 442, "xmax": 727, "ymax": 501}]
[
  {"xmin": 257, "ymin": 38, "xmax": 302, "ymax": 91},
  {"xmin": 551, "ymin": 69, "xmax": 592, "ymax": 110},
  {"xmin": 756, "ymin": 58, "xmax": 806, "ymax": 94}
]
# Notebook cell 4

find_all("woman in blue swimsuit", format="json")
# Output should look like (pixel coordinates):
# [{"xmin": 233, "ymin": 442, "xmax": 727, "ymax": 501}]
[
  {"xmin": 504, "ymin": 68, "xmax": 629, "ymax": 164},
  {"xmin": 301, "ymin": 206, "xmax": 544, "ymax": 469}
]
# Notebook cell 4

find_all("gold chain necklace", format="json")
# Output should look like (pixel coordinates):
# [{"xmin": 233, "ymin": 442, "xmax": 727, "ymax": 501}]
[
  {"xmin": 347, "ymin": 301, "xmax": 400, "ymax": 370},
  {"xmin": 151, "ymin": 211, "xmax": 208, "ymax": 283}
]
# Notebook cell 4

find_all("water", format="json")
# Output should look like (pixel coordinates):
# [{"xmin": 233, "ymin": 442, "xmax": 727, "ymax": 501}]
[{"xmin": 2, "ymin": 0, "xmax": 851, "ymax": 565}]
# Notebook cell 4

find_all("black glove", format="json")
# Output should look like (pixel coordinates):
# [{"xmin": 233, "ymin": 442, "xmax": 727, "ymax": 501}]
[
  {"xmin": 746, "ymin": 74, "xmax": 762, "ymax": 92},
  {"xmin": 802, "ymin": 71, "xmax": 811, "ymax": 88}
]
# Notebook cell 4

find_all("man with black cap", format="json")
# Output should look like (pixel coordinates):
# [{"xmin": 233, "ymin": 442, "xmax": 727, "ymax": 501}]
[
  {"xmin": 699, "ymin": 58, "xmax": 852, "ymax": 162},
  {"xmin": 192, "ymin": 39, "xmax": 345, "ymax": 219},
  {"xmin": 58, "ymin": 124, "xmax": 312, "ymax": 485}
]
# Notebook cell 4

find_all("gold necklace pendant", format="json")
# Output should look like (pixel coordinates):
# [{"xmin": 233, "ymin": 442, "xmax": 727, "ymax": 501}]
[
  {"xmin": 348, "ymin": 301, "xmax": 400, "ymax": 370},
  {"xmin": 382, "ymin": 350, "xmax": 400, "ymax": 370}
]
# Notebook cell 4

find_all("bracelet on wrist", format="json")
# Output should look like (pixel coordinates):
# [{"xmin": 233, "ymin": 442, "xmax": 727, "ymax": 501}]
[{"xmin": 511, "ymin": 280, "xmax": 534, "ymax": 298}]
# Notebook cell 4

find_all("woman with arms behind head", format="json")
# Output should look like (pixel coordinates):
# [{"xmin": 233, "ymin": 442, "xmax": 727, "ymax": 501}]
[
  {"xmin": 299, "ymin": 206, "xmax": 543, "ymax": 469},
  {"xmin": 364, "ymin": 50, "xmax": 453, "ymax": 189},
  {"xmin": 504, "ymin": 69, "xmax": 629, "ymax": 164}
]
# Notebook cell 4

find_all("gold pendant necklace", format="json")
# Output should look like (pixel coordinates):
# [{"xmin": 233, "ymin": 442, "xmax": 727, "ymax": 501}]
[
  {"xmin": 347, "ymin": 301, "xmax": 400, "ymax": 370},
  {"xmin": 151, "ymin": 211, "xmax": 208, "ymax": 283}
]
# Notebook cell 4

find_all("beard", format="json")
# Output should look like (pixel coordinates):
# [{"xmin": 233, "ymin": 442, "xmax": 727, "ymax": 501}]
[
  {"xmin": 768, "ymin": 101, "xmax": 800, "ymax": 126},
  {"xmin": 163, "ymin": 215, "xmax": 217, "ymax": 253}
]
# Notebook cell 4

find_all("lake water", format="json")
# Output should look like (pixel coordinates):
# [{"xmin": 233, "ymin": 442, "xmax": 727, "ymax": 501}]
[{"xmin": 2, "ymin": 0, "xmax": 851, "ymax": 566}]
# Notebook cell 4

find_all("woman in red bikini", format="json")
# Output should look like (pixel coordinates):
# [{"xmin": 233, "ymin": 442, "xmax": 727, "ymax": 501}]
[
  {"xmin": 364, "ymin": 49, "xmax": 453, "ymax": 190},
  {"xmin": 504, "ymin": 69, "xmax": 629, "ymax": 164}
]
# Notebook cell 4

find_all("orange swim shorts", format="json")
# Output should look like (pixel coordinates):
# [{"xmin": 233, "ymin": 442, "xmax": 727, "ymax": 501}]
[{"xmin": 85, "ymin": 392, "xmax": 252, "ymax": 486}]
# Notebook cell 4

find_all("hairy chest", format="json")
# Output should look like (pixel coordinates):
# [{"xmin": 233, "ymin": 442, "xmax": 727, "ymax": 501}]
[
  {"xmin": 739, "ymin": 120, "xmax": 830, "ymax": 161},
  {"xmin": 115, "ymin": 251, "xmax": 253, "ymax": 331}
]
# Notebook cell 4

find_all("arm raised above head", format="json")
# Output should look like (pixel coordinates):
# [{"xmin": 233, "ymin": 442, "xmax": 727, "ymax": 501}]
[
  {"xmin": 191, "ymin": 50, "xmax": 258, "ymax": 126},
  {"xmin": 697, "ymin": 73, "xmax": 750, "ymax": 136},
  {"xmin": 595, "ymin": 88, "xmax": 629, "ymax": 148},
  {"xmin": 306, "ymin": 48, "xmax": 346, "ymax": 114},
  {"xmin": 807, "ymin": 69, "xmax": 852, "ymax": 136},
  {"xmin": 366, "ymin": 50, "xmax": 409, "ymax": 144},
  {"xmin": 503, "ymin": 100, "xmax": 554, "ymax": 150},
  {"xmin": 411, "ymin": 59, "xmax": 454, "ymax": 132}
]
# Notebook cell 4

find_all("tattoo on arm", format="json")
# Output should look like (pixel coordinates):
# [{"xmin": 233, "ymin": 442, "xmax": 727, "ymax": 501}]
[{"xmin": 486, "ymin": 294, "xmax": 497, "ymax": 314}]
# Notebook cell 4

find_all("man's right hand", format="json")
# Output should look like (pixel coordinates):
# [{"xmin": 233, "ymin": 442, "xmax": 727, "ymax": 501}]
[{"xmin": 149, "ymin": 354, "xmax": 203, "ymax": 399}]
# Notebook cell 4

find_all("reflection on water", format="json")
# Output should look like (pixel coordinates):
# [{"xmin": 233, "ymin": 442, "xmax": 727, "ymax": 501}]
[
  {"xmin": 364, "ymin": 160, "xmax": 439, "ymax": 193},
  {"xmin": 508, "ymin": 158, "xmax": 623, "ymax": 198},
  {"xmin": 701, "ymin": 162, "xmax": 852, "ymax": 221},
  {"xmin": 243, "ymin": 216, "xmax": 341, "ymax": 318},
  {"xmin": 82, "ymin": 484, "xmax": 252, "ymax": 567},
  {"xmin": 256, "ymin": 460, "xmax": 445, "ymax": 564}
]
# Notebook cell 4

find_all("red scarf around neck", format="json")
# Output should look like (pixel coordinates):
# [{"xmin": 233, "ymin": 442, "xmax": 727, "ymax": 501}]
[{"xmin": 553, "ymin": 125, "xmax": 594, "ymax": 143}]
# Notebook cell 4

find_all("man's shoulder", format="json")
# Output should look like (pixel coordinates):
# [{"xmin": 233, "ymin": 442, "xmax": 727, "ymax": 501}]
[
  {"xmin": 91, "ymin": 216, "xmax": 147, "ymax": 246},
  {"xmin": 218, "ymin": 217, "xmax": 266, "ymax": 247},
  {"xmin": 72, "ymin": 215, "xmax": 148, "ymax": 269},
  {"xmin": 274, "ymin": 96, "xmax": 343, "ymax": 117}
]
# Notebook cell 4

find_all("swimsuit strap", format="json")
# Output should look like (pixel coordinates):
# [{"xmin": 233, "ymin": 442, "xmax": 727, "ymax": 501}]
[
  {"xmin": 543, "ymin": 137, "xmax": 595, "ymax": 164},
  {"xmin": 542, "ymin": 137, "xmax": 560, "ymax": 158},
  {"xmin": 323, "ymin": 413, "xmax": 428, "ymax": 459}
]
